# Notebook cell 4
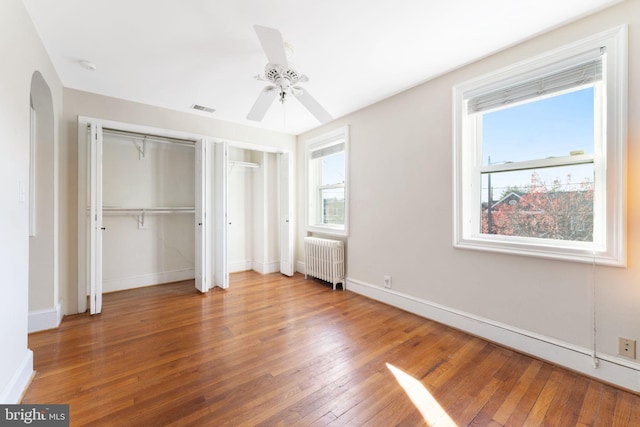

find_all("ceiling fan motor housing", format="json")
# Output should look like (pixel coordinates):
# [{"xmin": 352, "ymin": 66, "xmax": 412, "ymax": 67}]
[{"xmin": 265, "ymin": 64, "xmax": 301, "ymax": 88}]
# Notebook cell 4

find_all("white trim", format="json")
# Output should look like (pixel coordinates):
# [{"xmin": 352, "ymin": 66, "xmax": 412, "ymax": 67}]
[
  {"xmin": 219, "ymin": 137, "xmax": 286, "ymax": 155},
  {"xmin": 306, "ymin": 225, "xmax": 348, "ymax": 237},
  {"xmin": 0, "ymin": 350, "xmax": 34, "ymax": 404},
  {"xmin": 102, "ymin": 269, "xmax": 195, "ymax": 293},
  {"xmin": 229, "ymin": 261, "xmax": 253, "ymax": 273},
  {"xmin": 296, "ymin": 260, "xmax": 306, "ymax": 275},
  {"xmin": 28, "ymin": 302, "xmax": 63, "ymax": 333},
  {"xmin": 78, "ymin": 116, "xmax": 211, "ymax": 143},
  {"xmin": 253, "ymin": 261, "xmax": 281, "ymax": 274},
  {"xmin": 346, "ymin": 276, "xmax": 640, "ymax": 393},
  {"xmin": 29, "ymin": 104, "xmax": 36, "ymax": 237}
]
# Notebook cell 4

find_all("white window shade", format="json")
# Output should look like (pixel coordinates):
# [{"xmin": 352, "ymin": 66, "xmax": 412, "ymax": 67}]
[
  {"xmin": 311, "ymin": 141, "xmax": 345, "ymax": 159},
  {"xmin": 468, "ymin": 48, "xmax": 603, "ymax": 114}
]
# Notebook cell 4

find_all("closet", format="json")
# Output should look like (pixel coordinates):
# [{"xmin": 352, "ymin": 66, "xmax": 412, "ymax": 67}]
[
  {"xmin": 227, "ymin": 147, "xmax": 280, "ymax": 274},
  {"xmin": 78, "ymin": 117, "xmax": 294, "ymax": 315},
  {"xmin": 100, "ymin": 129, "xmax": 196, "ymax": 293},
  {"xmin": 78, "ymin": 118, "xmax": 207, "ymax": 314}
]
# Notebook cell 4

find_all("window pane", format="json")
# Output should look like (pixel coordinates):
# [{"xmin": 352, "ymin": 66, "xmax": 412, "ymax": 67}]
[
  {"xmin": 482, "ymin": 87, "xmax": 594, "ymax": 165},
  {"xmin": 481, "ymin": 164, "xmax": 594, "ymax": 241},
  {"xmin": 321, "ymin": 152, "xmax": 345, "ymax": 186},
  {"xmin": 321, "ymin": 187, "xmax": 345, "ymax": 225}
]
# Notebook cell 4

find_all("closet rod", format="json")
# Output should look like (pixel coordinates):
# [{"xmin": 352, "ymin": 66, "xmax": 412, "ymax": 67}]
[
  {"xmin": 102, "ymin": 207, "xmax": 195, "ymax": 213},
  {"xmin": 100, "ymin": 127, "xmax": 197, "ymax": 147},
  {"xmin": 229, "ymin": 161, "xmax": 260, "ymax": 168}
]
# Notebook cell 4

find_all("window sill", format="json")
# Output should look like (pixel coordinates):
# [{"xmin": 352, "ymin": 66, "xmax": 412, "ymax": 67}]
[
  {"xmin": 307, "ymin": 225, "xmax": 348, "ymax": 238},
  {"xmin": 454, "ymin": 235, "xmax": 625, "ymax": 267}
]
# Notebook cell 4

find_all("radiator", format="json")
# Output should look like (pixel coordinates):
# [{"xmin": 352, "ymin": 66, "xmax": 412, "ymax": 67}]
[{"xmin": 304, "ymin": 237, "xmax": 345, "ymax": 290}]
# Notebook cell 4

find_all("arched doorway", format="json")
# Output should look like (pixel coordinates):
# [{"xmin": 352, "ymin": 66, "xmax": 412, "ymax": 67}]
[{"xmin": 28, "ymin": 71, "xmax": 59, "ymax": 332}]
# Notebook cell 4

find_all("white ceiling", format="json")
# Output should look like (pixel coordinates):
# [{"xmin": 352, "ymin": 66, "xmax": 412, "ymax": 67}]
[{"xmin": 22, "ymin": 0, "xmax": 620, "ymax": 135}]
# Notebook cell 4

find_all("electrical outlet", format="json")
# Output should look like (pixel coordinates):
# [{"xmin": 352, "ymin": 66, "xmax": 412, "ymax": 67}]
[
  {"xmin": 383, "ymin": 275, "xmax": 392, "ymax": 289},
  {"xmin": 618, "ymin": 337, "xmax": 636, "ymax": 359}
]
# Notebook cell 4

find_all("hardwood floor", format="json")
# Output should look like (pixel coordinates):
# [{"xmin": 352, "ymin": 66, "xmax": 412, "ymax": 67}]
[{"xmin": 24, "ymin": 272, "xmax": 639, "ymax": 426}]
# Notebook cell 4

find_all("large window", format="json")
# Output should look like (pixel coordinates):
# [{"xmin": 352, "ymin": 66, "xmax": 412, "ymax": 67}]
[
  {"xmin": 306, "ymin": 126, "xmax": 349, "ymax": 235},
  {"xmin": 453, "ymin": 26, "xmax": 626, "ymax": 265}
]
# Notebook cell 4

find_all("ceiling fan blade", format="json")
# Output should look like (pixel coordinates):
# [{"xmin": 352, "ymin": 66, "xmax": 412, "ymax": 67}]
[
  {"xmin": 294, "ymin": 88, "xmax": 333, "ymax": 123},
  {"xmin": 247, "ymin": 86, "xmax": 277, "ymax": 121},
  {"xmin": 254, "ymin": 25, "xmax": 288, "ymax": 67}
]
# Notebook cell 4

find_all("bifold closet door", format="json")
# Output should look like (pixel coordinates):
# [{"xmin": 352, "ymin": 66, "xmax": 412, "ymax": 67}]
[
  {"xmin": 214, "ymin": 142, "xmax": 229, "ymax": 288},
  {"xmin": 195, "ymin": 139, "xmax": 208, "ymax": 292},
  {"xmin": 88, "ymin": 122, "xmax": 103, "ymax": 314},
  {"xmin": 279, "ymin": 152, "xmax": 294, "ymax": 276}
]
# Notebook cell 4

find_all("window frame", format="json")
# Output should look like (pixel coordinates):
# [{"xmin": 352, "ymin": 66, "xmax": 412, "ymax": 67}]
[
  {"xmin": 453, "ymin": 26, "xmax": 627, "ymax": 266},
  {"xmin": 306, "ymin": 126, "xmax": 349, "ymax": 236}
]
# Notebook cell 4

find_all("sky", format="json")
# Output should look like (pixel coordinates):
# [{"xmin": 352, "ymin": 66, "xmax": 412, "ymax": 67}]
[
  {"xmin": 322, "ymin": 152, "xmax": 346, "ymax": 187},
  {"xmin": 481, "ymin": 86, "xmax": 595, "ymax": 201}
]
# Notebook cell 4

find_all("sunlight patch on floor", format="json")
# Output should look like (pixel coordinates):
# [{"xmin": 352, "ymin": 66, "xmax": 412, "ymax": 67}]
[{"xmin": 386, "ymin": 363, "xmax": 456, "ymax": 426}]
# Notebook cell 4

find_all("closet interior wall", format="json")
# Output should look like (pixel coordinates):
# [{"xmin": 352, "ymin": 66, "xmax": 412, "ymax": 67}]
[
  {"xmin": 101, "ymin": 131, "xmax": 196, "ymax": 292},
  {"xmin": 228, "ymin": 146, "xmax": 280, "ymax": 274}
]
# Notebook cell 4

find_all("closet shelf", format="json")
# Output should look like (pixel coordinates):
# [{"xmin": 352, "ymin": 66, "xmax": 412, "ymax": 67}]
[
  {"xmin": 229, "ymin": 161, "xmax": 260, "ymax": 169},
  {"xmin": 101, "ymin": 207, "xmax": 196, "ymax": 215}
]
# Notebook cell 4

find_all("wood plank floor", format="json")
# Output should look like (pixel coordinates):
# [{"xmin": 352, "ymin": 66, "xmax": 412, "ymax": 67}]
[{"xmin": 23, "ymin": 272, "xmax": 640, "ymax": 426}]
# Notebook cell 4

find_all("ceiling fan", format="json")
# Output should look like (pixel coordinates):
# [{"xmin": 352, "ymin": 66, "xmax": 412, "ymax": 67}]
[{"xmin": 247, "ymin": 25, "xmax": 333, "ymax": 124}]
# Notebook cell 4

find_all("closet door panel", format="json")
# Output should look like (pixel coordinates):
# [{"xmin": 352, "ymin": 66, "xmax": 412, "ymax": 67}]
[
  {"xmin": 89, "ymin": 122, "xmax": 103, "ymax": 314},
  {"xmin": 279, "ymin": 152, "xmax": 294, "ymax": 276},
  {"xmin": 195, "ymin": 139, "xmax": 208, "ymax": 292},
  {"xmin": 214, "ymin": 142, "xmax": 229, "ymax": 288}
]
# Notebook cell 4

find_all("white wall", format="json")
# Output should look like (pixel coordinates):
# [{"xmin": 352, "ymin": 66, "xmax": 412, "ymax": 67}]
[
  {"xmin": 61, "ymin": 89, "xmax": 296, "ymax": 313},
  {"xmin": 297, "ymin": 1, "xmax": 640, "ymax": 391},
  {"xmin": 101, "ymin": 135, "xmax": 196, "ymax": 292},
  {"xmin": 0, "ymin": 0, "xmax": 63, "ymax": 403}
]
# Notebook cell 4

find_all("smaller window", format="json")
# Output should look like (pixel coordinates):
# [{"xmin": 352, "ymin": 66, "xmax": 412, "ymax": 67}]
[{"xmin": 306, "ymin": 126, "xmax": 349, "ymax": 235}]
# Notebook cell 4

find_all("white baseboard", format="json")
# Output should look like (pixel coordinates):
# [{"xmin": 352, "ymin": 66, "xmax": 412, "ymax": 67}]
[
  {"xmin": 229, "ymin": 260, "xmax": 253, "ymax": 273},
  {"xmin": 296, "ymin": 261, "xmax": 305, "ymax": 275},
  {"xmin": 253, "ymin": 261, "xmax": 280, "ymax": 274},
  {"xmin": 0, "ymin": 349, "xmax": 33, "ymax": 404},
  {"xmin": 346, "ymin": 277, "xmax": 640, "ymax": 393},
  {"xmin": 28, "ymin": 301, "xmax": 63, "ymax": 333},
  {"xmin": 103, "ymin": 269, "xmax": 195, "ymax": 293}
]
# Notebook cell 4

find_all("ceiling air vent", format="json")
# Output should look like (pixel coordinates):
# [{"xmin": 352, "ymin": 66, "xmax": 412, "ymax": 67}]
[{"xmin": 190, "ymin": 104, "xmax": 216, "ymax": 113}]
